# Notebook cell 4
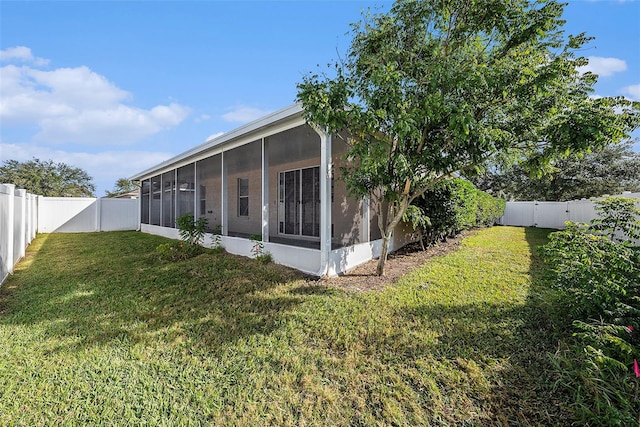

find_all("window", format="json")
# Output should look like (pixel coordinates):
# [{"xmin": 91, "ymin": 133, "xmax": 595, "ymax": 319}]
[{"xmin": 238, "ymin": 177, "xmax": 249, "ymax": 217}]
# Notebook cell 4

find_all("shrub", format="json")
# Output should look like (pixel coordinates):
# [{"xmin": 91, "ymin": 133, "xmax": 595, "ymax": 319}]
[
  {"xmin": 591, "ymin": 196, "xmax": 640, "ymax": 243},
  {"xmin": 175, "ymin": 213, "xmax": 208, "ymax": 246},
  {"xmin": 475, "ymin": 189, "xmax": 505, "ymax": 227},
  {"xmin": 413, "ymin": 178, "xmax": 477, "ymax": 244},
  {"xmin": 157, "ymin": 213, "xmax": 209, "ymax": 261},
  {"xmin": 410, "ymin": 178, "xmax": 505, "ymax": 246},
  {"xmin": 543, "ymin": 222, "xmax": 638, "ymax": 320},
  {"xmin": 542, "ymin": 196, "xmax": 640, "ymax": 425}
]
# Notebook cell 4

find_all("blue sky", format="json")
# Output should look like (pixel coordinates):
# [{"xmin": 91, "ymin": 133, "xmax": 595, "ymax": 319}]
[{"xmin": 1, "ymin": 0, "xmax": 638, "ymax": 196}]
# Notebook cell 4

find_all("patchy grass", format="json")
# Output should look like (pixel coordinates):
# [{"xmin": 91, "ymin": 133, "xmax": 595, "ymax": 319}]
[{"xmin": 0, "ymin": 227, "xmax": 570, "ymax": 425}]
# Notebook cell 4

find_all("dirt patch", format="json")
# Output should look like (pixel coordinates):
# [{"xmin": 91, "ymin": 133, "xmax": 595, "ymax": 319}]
[{"xmin": 316, "ymin": 230, "xmax": 476, "ymax": 292}]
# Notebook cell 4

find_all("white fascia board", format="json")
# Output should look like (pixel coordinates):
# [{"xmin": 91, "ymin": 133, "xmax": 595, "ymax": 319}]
[{"xmin": 130, "ymin": 103, "xmax": 304, "ymax": 181}]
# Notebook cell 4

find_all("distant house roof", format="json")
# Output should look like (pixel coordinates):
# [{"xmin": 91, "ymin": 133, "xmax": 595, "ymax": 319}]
[{"xmin": 113, "ymin": 190, "xmax": 139, "ymax": 199}]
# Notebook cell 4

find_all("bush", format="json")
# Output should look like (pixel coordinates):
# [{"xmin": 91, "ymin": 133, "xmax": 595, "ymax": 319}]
[
  {"xmin": 475, "ymin": 189, "xmax": 505, "ymax": 227},
  {"xmin": 157, "ymin": 213, "xmax": 209, "ymax": 261},
  {"xmin": 175, "ymin": 213, "xmax": 208, "ymax": 246},
  {"xmin": 410, "ymin": 178, "xmax": 505, "ymax": 246},
  {"xmin": 542, "ymin": 196, "xmax": 640, "ymax": 425},
  {"xmin": 413, "ymin": 178, "xmax": 476, "ymax": 244},
  {"xmin": 543, "ymin": 222, "xmax": 638, "ymax": 320}
]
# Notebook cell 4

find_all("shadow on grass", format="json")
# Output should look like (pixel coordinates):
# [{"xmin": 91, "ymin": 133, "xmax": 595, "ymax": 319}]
[
  {"xmin": 0, "ymin": 227, "xmax": 576, "ymax": 424},
  {"xmin": 386, "ymin": 227, "xmax": 571, "ymax": 423},
  {"xmin": 0, "ymin": 232, "xmax": 312, "ymax": 355},
  {"xmin": 486, "ymin": 227, "xmax": 571, "ymax": 422}
]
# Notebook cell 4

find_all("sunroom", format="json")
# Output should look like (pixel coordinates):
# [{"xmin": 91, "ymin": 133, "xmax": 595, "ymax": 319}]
[{"xmin": 131, "ymin": 104, "xmax": 412, "ymax": 276}]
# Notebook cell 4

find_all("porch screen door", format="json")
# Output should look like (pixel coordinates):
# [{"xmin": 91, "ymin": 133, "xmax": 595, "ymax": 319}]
[
  {"xmin": 279, "ymin": 166, "xmax": 320, "ymax": 237},
  {"xmin": 283, "ymin": 170, "xmax": 300, "ymax": 235}
]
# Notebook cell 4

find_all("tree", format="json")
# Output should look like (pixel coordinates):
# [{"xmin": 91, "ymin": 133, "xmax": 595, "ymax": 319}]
[
  {"xmin": 105, "ymin": 178, "xmax": 139, "ymax": 198},
  {"xmin": 0, "ymin": 158, "xmax": 95, "ymax": 197},
  {"xmin": 297, "ymin": 0, "xmax": 639, "ymax": 275},
  {"xmin": 471, "ymin": 140, "xmax": 640, "ymax": 201}
]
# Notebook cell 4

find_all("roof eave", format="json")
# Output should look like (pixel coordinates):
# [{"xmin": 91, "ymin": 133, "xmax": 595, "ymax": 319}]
[{"xmin": 129, "ymin": 103, "xmax": 304, "ymax": 181}]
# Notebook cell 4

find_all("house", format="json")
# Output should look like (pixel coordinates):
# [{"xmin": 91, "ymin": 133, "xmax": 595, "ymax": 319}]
[
  {"xmin": 130, "ymin": 104, "xmax": 414, "ymax": 276},
  {"xmin": 106, "ymin": 190, "xmax": 139, "ymax": 199}
]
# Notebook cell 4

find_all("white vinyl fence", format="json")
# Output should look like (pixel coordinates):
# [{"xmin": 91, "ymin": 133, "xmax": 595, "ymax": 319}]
[
  {"xmin": 1, "ymin": 184, "xmax": 38, "ymax": 285},
  {"xmin": 38, "ymin": 197, "xmax": 139, "ymax": 233},
  {"xmin": 501, "ymin": 192, "xmax": 640, "ymax": 229},
  {"xmin": 1, "ymin": 186, "xmax": 140, "ymax": 285}
]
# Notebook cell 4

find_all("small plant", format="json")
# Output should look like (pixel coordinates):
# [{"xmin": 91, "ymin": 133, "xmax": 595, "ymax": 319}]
[
  {"xmin": 157, "ymin": 213, "xmax": 208, "ymax": 261},
  {"xmin": 175, "ymin": 213, "xmax": 208, "ymax": 246},
  {"xmin": 250, "ymin": 233, "xmax": 272, "ymax": 263},
  {"xmin": 211, "ymin": 224, "xmax": 224, "ymax": 251}
]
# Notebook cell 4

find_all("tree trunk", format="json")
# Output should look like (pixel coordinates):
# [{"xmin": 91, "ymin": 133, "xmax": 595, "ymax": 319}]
[
  {"xmin": 375, "ymin": 198, "xmax": 409, "ymax": 276},
  {"xmin": 376, "ymin": 232, "xmax": 392, "ymax": 276}
]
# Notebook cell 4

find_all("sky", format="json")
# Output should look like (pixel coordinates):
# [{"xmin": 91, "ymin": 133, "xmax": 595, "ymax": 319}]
[{"xmin": 1, "ymin": 0, "xmax": 639, "ymax": 197}]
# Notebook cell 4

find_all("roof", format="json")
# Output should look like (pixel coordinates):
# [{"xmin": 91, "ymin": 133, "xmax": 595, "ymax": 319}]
[{"xmin": 129, "ymin": 103, "xmax": 304, "ymax": 181}]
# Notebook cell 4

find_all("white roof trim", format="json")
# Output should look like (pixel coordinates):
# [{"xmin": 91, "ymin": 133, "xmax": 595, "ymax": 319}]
[{"xmin": 130, "ymin": 103, "xmax": 304, "ymax": 181}]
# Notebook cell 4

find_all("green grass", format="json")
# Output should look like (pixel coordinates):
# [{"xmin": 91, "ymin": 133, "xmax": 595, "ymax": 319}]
[{"xmin": 0, "ymin": 227, "xmax": 570, "ymax": 426}]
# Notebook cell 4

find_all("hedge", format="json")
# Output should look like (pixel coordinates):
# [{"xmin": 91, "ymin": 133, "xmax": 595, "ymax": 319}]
[{"xmin": 410, "ymin": 178, "xmax": 505, "ymax": 245}]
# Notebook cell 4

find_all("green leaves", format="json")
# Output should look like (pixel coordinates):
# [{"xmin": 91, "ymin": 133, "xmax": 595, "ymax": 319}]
[
  {"xmin": 105, "ymin": 178, "xmax": 138, "ymax": 198},
  {"xmin": 175, "ymin": 213, "xmax": 208, "ymax": 246},
  {"xmin": 0, "ymin": 158, "xmax": 95, "ymax": 197},
  {"xmin": 296, "ymin": 0, "xmax": 640, "ymax": 275},
  {"xmin": 471, "ymin": 141, "xmax": 640, "ymax": 201},
  {"xmin": 542, "ymin": 199, "xmax": 640, "ymax": 424}
]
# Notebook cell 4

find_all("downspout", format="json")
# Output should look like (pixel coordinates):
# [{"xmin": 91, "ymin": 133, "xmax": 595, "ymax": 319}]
[{"xmin": 136, "ymin": 180, "xmax": 142, "ymax": 231}]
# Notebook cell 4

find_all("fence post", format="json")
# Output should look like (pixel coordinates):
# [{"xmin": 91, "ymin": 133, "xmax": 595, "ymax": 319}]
[
  {"xmin": 95, "ymin": 197, "xmax": 102, "ymax": 232},
  {"xmin": 25, "ymin": 193, "xmax": 32, "ymax": 245},
  {"xmin": 33, "ymin": 194, "xmax": 38, "ymax": 239},
  {"xmin": 16, "ymin": 189, "xmax": 27, "ymax": 260},
  {"xmin": 37, "ymin": 196, "xmax": 44, "ymax": 233},
  {"xmin": 4, "ymin": 184, "xmax": 15, "ymax": 275}
]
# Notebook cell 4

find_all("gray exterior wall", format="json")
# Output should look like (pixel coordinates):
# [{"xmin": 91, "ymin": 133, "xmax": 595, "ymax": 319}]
[
  {"xmin": 225, "ymin": 140, "xmax": 263, "ymax": 237},
  {"xmin": 135, "ymin": 122, "xmax": 376, "ymax": 247}
]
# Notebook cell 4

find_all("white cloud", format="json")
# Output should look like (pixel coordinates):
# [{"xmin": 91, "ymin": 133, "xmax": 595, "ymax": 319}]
[
  {"xmin": 1, "ymin": 142, "xmax": 175, "ymax": 195},
  {"xmin": 33, "ymin": 103, "xmax": 189, "ymax": 144},
  {"xmin": 195, "ymin": 114, "xmax": 211, "ymax": 123},
  {"xmin": 0, "ymin": 49, "xmax": 190, "ymax": 145},
  {"xmin": 205, "ymin": 132, "xmax": 224, "ymax": 142},
  {"xmin": 577, "ymin": 56, "xmax": 627, "ymax": 77},
  {"xmin": 0, "ymin": 46, "xmax": 49, "ymax": 66},
  {"xmin": 621, "ymin": 84, "xmax": 640, "ymax": 101},
  {"xmin": 222, "ymin": 106, "xmax": 272, "ymax": 123}
]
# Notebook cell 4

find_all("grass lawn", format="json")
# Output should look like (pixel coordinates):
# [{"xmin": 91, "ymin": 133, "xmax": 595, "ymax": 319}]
[{"xmin": 0, "ymin": 226, "xmax": 570, "ymax": 426}]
